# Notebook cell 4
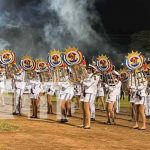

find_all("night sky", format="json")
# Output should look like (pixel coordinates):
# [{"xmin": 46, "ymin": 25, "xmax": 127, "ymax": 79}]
[
  {"xmin": 95, "ymin": 0, "xmax": 150, "ymax": 50},
  {"xmin": 96, "ymin": 0, "xmax": 150, "ymax": 34}
]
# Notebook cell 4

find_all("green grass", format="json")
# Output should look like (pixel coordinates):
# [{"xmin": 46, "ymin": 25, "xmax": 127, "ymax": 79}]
[
  {"xmin": 0, "ymin": 121, "xmax": 20, "ymax": 132},
  {"xmin": 120, "ymin": 96, "xmax": 130, "ymax": 108}
]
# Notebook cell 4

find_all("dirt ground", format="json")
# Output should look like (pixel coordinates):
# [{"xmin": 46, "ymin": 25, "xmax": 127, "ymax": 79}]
[{"xmin": 0, "ymin": 95, "xmax": 150, "ymax": 150}]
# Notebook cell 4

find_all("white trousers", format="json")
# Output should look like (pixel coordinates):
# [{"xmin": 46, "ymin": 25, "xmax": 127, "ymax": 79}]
[
  {"xmin": 116, "ymin": 95, "xmax": 120, "ymax": 113},
  {"xmin": 89, "ymin": 94, "xmax": 96, "ymax": 119},
  {"xmin": 0, "ymin": 88, "xmax": 4, "ymax": 105},
  {"xmin": 13, "ymin": 89, "xmax": 24, "ymax": 113},
  {"xmin": 145, "ymin": 95, "xmax": 150, "ymax": 116}
]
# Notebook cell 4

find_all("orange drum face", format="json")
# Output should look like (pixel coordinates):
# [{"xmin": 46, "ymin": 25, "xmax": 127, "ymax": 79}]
[
  {"xmin": 48, "ymin": 54, "xmax": 62, "ymax": 68},
  {"xmin": 36, "ymin": 60, "xmax": 49, "ymax": 72},
  {"xmin": 126, "ymin": 52, "xmax": 144, "ymax": 70},
  {"xmin": 20, "ymin": 58, "xmax": 35, "ymax": 71},
  {"xmin": 63, "ymin": 50, "xmax": 83, "ymax": 66},
  {"xmin": 96, "ymin": 55, "xmax": 111, "ymax": 72},
  {"xmin": 0, "ymin": 51, "xmax": 15, "ymax": 65}
]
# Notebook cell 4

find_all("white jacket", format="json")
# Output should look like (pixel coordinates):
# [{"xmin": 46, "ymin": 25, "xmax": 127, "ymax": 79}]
[
  {"xmin": 93, "ymin": 75, "xmax": 100, "ymax": 95},
  {"xmin": 97, "ymin": 79, "xmax": 104, "ymax": 96},
  {"xmin": 82, "ymin": 73, "xmax": 98, "ymax": 94},
  {"xmin": 58, "ymin": 76, "xmax": 73, "ymax": 94},
  {"xmin": 0, "ymin": 74, "xmax": 6, "ymax": 89},
  {"xmin": 44, "ymin": 82, "xmax": 55, "ymax": 93},
  {"xmin": 30, "ymin": 79, "xmax": 41, "ymax": 95},
  {"xmin": 105, "ymin": 84, "xmax": 116, "ymax": 101},
  {"xmin": 14, "ymin": 72, "xmax": 25, "ymax": 90},
  {"xmin": 137, "ymin": 81, "xmax": 148, "ymax": 97}
]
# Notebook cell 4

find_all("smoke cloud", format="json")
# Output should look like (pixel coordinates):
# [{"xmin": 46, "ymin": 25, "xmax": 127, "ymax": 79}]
[
  {"xmin": 0, "ymin": 38, "xmax": 10, "ymax": 51},
  {"xmin": 45, "ymin": 0, "xmax": 113, "ymax": 59},
  {"xmin": 0, "ymin": 0, "xmax": 112, "ymax": 61}
]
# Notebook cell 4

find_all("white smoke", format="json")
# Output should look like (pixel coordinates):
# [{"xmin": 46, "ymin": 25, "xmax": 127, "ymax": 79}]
[
  {"xmin": 0, "ymin": 38, "xmax": 10, "ymax": 51},
  {"xmin": 0, "ymin": 0, "xmax": 111, "ymax": 60},
  {"xmin": 0, "ymin": 10, "xmax": 22, "ymax": 29},
  {"xmin": 0, "ymin": 14, "xmax": 6, "ymax": 27},
  {"xmin": 44, "ymin": 0, "xmax": 108, "ymax": 51}
]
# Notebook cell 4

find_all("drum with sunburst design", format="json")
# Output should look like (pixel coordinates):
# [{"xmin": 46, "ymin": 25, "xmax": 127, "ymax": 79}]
[
  {"xmin": 0, "ymin": 49, "xmax": 15, "ymax": 65},
  {"xmin": 20, "ymin": 55, "xmax": 36, "ymax": 71}
]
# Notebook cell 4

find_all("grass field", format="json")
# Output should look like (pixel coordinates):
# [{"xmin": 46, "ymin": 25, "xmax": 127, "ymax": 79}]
[{"xmin": 120, "ymin": 96, "xmax": 130, "ymax": 108}]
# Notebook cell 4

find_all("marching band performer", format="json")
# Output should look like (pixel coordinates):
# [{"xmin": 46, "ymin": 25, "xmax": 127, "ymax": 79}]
[
  {"xmin": 59, "ymin": 73, "xmax": 72, "ymax": 123},
  {"xmin": 30, "ymin": 72, "xmax": 42, "ymax": 118},
  {"xmin": 13, "ymin": 68, "xmax": 25, "ymax": 115},
  {"xmin": 89, "ymin": 66, "xmax": 99, "ymax": 121},
  {"xmin": 129, "ymin": 82, "xmax": 137, "ymax": 121},
  {"xmin": 46, "ymin": 82, "xmax": 55, "ymax": 114},
  {"xmin": 104, "ymin": 73, "xmax": 118, "ymax": 125},
  {"xmin": 128, "ymin": 71, "xmax": 139, "ymax": 121},
  {"xmin": 0, "ymin": 67, "xmax": 6, "ymax": 105},
  {"xmin": 133, "ymin": 75, "xmax": 148, "ymax": 130},
  {"xmin": 80, "ymin": 66, "xmax": 96, "ymax": 129},
  {"xmin": 2, "ymin": 47, "xmax": 150, "ymax": 132}
]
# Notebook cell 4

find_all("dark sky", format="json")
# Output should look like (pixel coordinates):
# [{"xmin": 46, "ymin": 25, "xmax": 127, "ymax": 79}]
[
  {"xmin": 96, "ymin": 0, "xmax": 150, "ymax": 34},
  {"xmin": 12, "ymin": 0, "xmax": 150, "ymax": 34},
  {"xmin": 94, "ymin": 0, "xmax": 150, "ymax": 52}
]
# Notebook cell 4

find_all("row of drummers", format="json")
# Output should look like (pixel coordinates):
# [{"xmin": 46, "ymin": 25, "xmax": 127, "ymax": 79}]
[
  {"xmin": 44, "ymin": 65, "xmax": 150, "ymax": 130},
  {"xmin": 0, "ymin": 49, "xmax": 150, "ymax": 130},
  {"xmin": 0, "ymin": 63, "xmax": 149, "ymax": 130}
]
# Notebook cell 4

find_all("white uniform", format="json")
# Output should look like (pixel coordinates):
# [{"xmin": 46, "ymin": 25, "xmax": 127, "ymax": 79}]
[
  {"xmin": 89, "ymin": 75, "xmax": 99, "ymax": 119},
  {"xmin": 0, "ymin": 73, "xmax": 5, "ymax": 92},
  {"xmin": 13, "ymin": 71, "xmax": 25, "ymax": 113},
  {"xmin": 46, "ymin": 82, "xmax": 55, "ymax": 96},
  {"xmin": 0, "ymin": 73, "xmax": 6, "ymax": 105},
  {"xmin": 30, "ymin": 79, "xmax": 41, "ymax": 99},
  {"xmin": 115, "ymin": 80, "xmax": 122, "ymax": 113},
  {"xmin": 134, "ymin": 82, "xmax": 147, "ymax": 105},
  {"xmin": 129, "ymin": 86, "xmax": 137, "ymax": 103},
  {"xmin": 97, "ymin": 80, "xmax": 104, "ymax": 97},
  {"xmin": 80, "ymin": 74, "xmax": 99, "ymax": 119},
  {"xmin": 81, "ymin": 73, "xmax": 96, "ymax": 103},
  {"xmin": 105, "ymin": 84, "xmax": 116, "ymax": 103},
  {"xmin": 145, "ymin": 85, "xmax": 150, "ymax": 116},
  {"xmin": 59, "ymin": 76, "xmax": 73, "ymax": 101}
]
